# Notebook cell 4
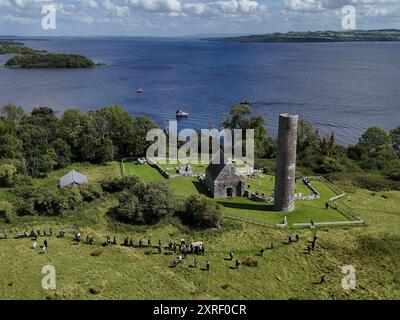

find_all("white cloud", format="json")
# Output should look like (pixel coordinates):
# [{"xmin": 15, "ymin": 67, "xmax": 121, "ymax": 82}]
[
  {"xmin": 102, "ymin": 0, "xmax": 129, "ymax": 16},
  {"xmin": 0, "ymin": 0, "xmax": 11, "ymax": 7},
  {"xmin": 3, "ymin": 14, "xmax": 35, "ymax": 24},
  {"xmin": 80, "ymin": 0, "xmax": 99, "ymax": 9}
]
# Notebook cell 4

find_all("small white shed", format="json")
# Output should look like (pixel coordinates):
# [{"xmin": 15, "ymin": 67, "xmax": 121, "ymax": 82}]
[{"xmin": 59, "ymin": 170, "xmax": 88, "ymax": 188}]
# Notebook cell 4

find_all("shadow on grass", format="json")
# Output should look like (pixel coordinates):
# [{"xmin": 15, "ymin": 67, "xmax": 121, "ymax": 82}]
[
  {"xmin": 192, "ymin": 181, "xmax": 210, "ymax": 196},
  {"xmin": 216, "ymin": 201, "xmax": 274, "ymax": 212}
]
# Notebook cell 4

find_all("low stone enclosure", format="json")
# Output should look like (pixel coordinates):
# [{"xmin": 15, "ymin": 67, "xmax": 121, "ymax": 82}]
[
  {"xmin": 134, "ymin": 158, "xmax": 363, "ymax": 229},
  {"xmin": 244, "ymin": 176, "xmax": 320, "ymax": 203},
  {"xmin": 146, "ymin": 157, "xmax": 203, "ymax": 179},
  {"xmin": 286, "ymin": 176, "xmax": 364, "ymax": 229}
]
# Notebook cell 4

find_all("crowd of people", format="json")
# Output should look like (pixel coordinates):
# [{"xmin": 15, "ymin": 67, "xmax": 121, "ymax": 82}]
[{"xmin": 3, "ymin": 226, "xmax": 320, "ymax": 278}]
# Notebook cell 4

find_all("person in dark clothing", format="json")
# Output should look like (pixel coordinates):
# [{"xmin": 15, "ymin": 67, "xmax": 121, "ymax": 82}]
[
  {"xmin": 295, "ymin": 232, "xmax": 300, "ymax": 242},
  {"xmin": 229, "ymin": 252, "xmax": 234, "ymax": 260},
  {"xmin": 130, "ymin": 238, "xmax": 134, "ymax": 247},
  {"xmin": 319, "ymin": 274, "xmax": 326, "ymax": 284},
  {"xmin": 325, "ymin": 202, "xmax": 329, "ymax": 210},
  {"xmin": 206, "ymin": 260, "xmax": 210, "ymax": 271},
  {"xmin": 148, "ymin": 237, "xmax": 152, "ymax": 247},
  {"xmin": 124, "ymin": 237, "xmax": 129, "ymax": 246},
  {"xmin": 139, "ymin": 239, "xmax": 143, "ymax": 248},
  {"xmin": 311, "ymin": 235, "xmax": 318, "ymax": 250},
  {"xmin": 260, "ymin": 248, "xmax": 265, "ymax": 257},
  {"xmin": 288, "ymin": 234, "xmax": 293, "ymax": 243},
  {"xmin": 173, "ymin": 243, "xmax": 177, "ymax": 253},
  {"xmin": 44, "ymin": 239, "xmax": 48, "ymax": 248},
  {"xmin": 235, "ymin": 259, "xmax": 241, "ymax": 270}
]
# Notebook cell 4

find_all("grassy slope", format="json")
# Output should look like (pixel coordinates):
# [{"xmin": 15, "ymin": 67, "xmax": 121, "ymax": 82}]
[{"xmin": 0, "ymin": 161, "xmax": 399, "ymax": 299}]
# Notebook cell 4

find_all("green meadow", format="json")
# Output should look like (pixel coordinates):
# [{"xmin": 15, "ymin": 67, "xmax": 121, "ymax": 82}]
[{"xmin": 0, "ymin": 161, "xmax": 399, "ymax": 299}]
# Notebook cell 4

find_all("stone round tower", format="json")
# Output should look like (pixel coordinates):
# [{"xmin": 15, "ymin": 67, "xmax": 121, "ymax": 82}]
[{"xmin": 273, "ymin": 113, "xmax": 299, "ymax": 212}]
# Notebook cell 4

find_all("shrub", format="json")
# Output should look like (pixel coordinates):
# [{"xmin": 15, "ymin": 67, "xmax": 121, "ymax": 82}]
[
  {"xmin": 0, "ymin": 163, "xmax": 17, "ymax": 187},
  {"xmin": 15, "ymin": 199, "xmax": 36, "ymax": 216},
  {"xmin": 90, "ymin": 249, "xmax": 104, "ymax": 257},
  {"xmin": 101, "ymin": 175, "xmax": 140, "ymax": 193},
  {"xmin": 243, "ymin": 256, "xmax": 258, "ymax": 267},
  {"xmin": 0, "ymin": 201, "xmax": 14, "ymax": 223},
  {"xmin": 111, "ymin": 182, "xmax": 175, "ymax": 225},
  {"xmin": 79, "ymin": 183, "xmax": 103, "ymax": 202},
  {"xmin": 387, "ymin": 170, "xmax": 400, "ymax": 181},
  {"xmin": 355, "ymin": 175, "xmax": 400, "ymax": 191},
  {"xmin": 13, "ymin": 186, "xmax": 83, "ymax": 216},
  {"xmin": 13, "ymin": 174, "xmax": 32, "ymax": 186},
  {"xmin": 182, "ymin": 194, "xmax": 223, "ymax": 228}
]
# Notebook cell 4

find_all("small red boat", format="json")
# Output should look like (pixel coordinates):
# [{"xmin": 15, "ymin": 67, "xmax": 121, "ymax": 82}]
[{"xmin": 136, "ymin": 88, "xmax": 144, "ymax": 94}]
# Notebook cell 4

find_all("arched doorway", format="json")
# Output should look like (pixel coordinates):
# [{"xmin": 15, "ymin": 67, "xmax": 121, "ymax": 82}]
[{"xmin": 226, "ymin": 187, "xmax": 233, "ymax": 197}]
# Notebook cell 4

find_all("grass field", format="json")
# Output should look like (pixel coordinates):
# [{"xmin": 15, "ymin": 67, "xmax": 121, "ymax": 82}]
[
  {"xmin": 1, "ymin": 161, "xmax": 399, "ymax": 299},
  {"xmin": 245, "ymin": 174, "xmax": 312, "ymax": 197}
]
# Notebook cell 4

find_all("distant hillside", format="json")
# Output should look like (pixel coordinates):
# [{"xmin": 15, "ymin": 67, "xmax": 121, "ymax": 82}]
[{"xmin": 207, "ymin": 29, "xmax": 400, "ymax": 43}]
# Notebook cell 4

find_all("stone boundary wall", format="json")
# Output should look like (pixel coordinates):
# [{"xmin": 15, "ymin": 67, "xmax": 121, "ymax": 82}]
[
  {"xmin": 293, "ymin": 220, "xmax": 364, "ymax": 228},
  {"xmin": 146, "ymin": 157, "xmax": 170, "ymax": 179}
]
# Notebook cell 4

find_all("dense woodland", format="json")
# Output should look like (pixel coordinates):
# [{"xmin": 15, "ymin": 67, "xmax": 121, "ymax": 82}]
[{"xmin": 0, "ymin": 103, "xmax": 399, "ymax": 225}]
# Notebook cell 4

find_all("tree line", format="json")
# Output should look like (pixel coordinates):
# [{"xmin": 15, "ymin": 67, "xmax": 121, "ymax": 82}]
[
  {"xmin": 1, "ymin": 103, "xmax": 399, "ymax": 190},
  {"xmin": 0, "ymin": 104, "xmax": 157, "ymax": 185}
]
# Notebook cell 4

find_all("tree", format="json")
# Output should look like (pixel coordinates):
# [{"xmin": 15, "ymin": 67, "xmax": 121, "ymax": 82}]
[
  {"xmin": 97, "ymin": 106, "xmax": 135, "ymax": 158},
  {"xmin": 51, "ymin": 138, "xmax": 72, "ymax": 169},
  {"xmin": 0, "ymin": 163, "xmax": 17, "ymax": 187},
  {"xmin": 0, "ymin": 134, "xmax": 23, "ymax": 159},
  {"xmin": 60, "ymin": 109, "xmax": 90, "ymax": 160},
  {"xmin": 358, "ymin": 127, "xmax": 392, "ymax": 155},
  {"xmin": 25, "ymin": 148, "xmax": 57, "ymax": 178},
  {"xmin": 222, "ymin": 104, "xmax": 274, "ymax": 159},
  {"xmin": 319, "ymin": 133, "xmax": 337, "ymax": 157},
  {"xmin": 390, "ymin": 127, "xmax": 400, "ymax": 157},
  {"xmin": 130, "ymin": 116, "xmax": 158, "ymax": 157},
  {"xmin": 297, "ymin": 120, "xmax": 319, "ymax": 154},
  {"xmin": 1, "ymin": 104, "xmax": 25, "ymax": 123},
  {"xmin": 183, "ymin": 195, "xmax": 223, "ymax": 228}
]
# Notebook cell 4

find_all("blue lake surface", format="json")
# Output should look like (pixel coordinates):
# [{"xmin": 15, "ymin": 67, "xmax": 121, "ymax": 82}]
[{"xmin": 0, "ymin": 38, "xmax": 399, "ymax": 145}]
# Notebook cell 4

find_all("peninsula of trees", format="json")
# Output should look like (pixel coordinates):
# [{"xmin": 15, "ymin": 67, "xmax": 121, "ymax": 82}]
[
  {"xmin": 207, "ymin": 29, "xmax": 400, "ymax": 43},
  {"xmin": 0, "ymin": 41, "xmax": 96, "ymax": 68}
]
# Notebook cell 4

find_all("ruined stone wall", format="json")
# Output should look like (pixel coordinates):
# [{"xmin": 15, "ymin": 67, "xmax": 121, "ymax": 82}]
[{"xmin": 211, "ymin": 165, "xmax": 243, "ymax": 198}]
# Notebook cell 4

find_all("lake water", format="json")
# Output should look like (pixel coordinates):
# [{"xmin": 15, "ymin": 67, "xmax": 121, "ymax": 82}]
[{"xmin": 0, "ymin": 38, "xmax": 399, "ymax": 145}]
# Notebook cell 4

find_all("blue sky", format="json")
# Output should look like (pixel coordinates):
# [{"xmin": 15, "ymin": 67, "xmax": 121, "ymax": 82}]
[{"xmin": 0, "ymin": 0, "xmax": 398, "ymax": 36}]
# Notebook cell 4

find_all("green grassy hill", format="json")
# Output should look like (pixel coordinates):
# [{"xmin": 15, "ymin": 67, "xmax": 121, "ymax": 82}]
[{"xmin": 0, "ymin": 161, "xmax": 399, "ymax": 299}]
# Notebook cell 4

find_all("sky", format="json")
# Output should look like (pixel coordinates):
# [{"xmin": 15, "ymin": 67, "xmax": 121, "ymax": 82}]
[{"xmin": 0, "ymin": 0, "xmax": 399, "ymax": 36}]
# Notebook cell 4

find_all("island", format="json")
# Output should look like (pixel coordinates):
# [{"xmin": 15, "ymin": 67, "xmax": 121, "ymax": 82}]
[
  {"xmin": 0, "ymin": 41, "xmax": 97, "ymax": 68},
  {"xmin": 5, "ymin": 53, "xmax": 96, "ymax": 68},
  {"xmin": 206, "ymin": 29, "xmax": 400, "ymax": 43}
]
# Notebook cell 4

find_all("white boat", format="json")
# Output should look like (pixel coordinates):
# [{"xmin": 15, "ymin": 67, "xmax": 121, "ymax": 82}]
[{"xmin": 176, "ymin": 110, "xmax": 189, "ymax": 117}]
